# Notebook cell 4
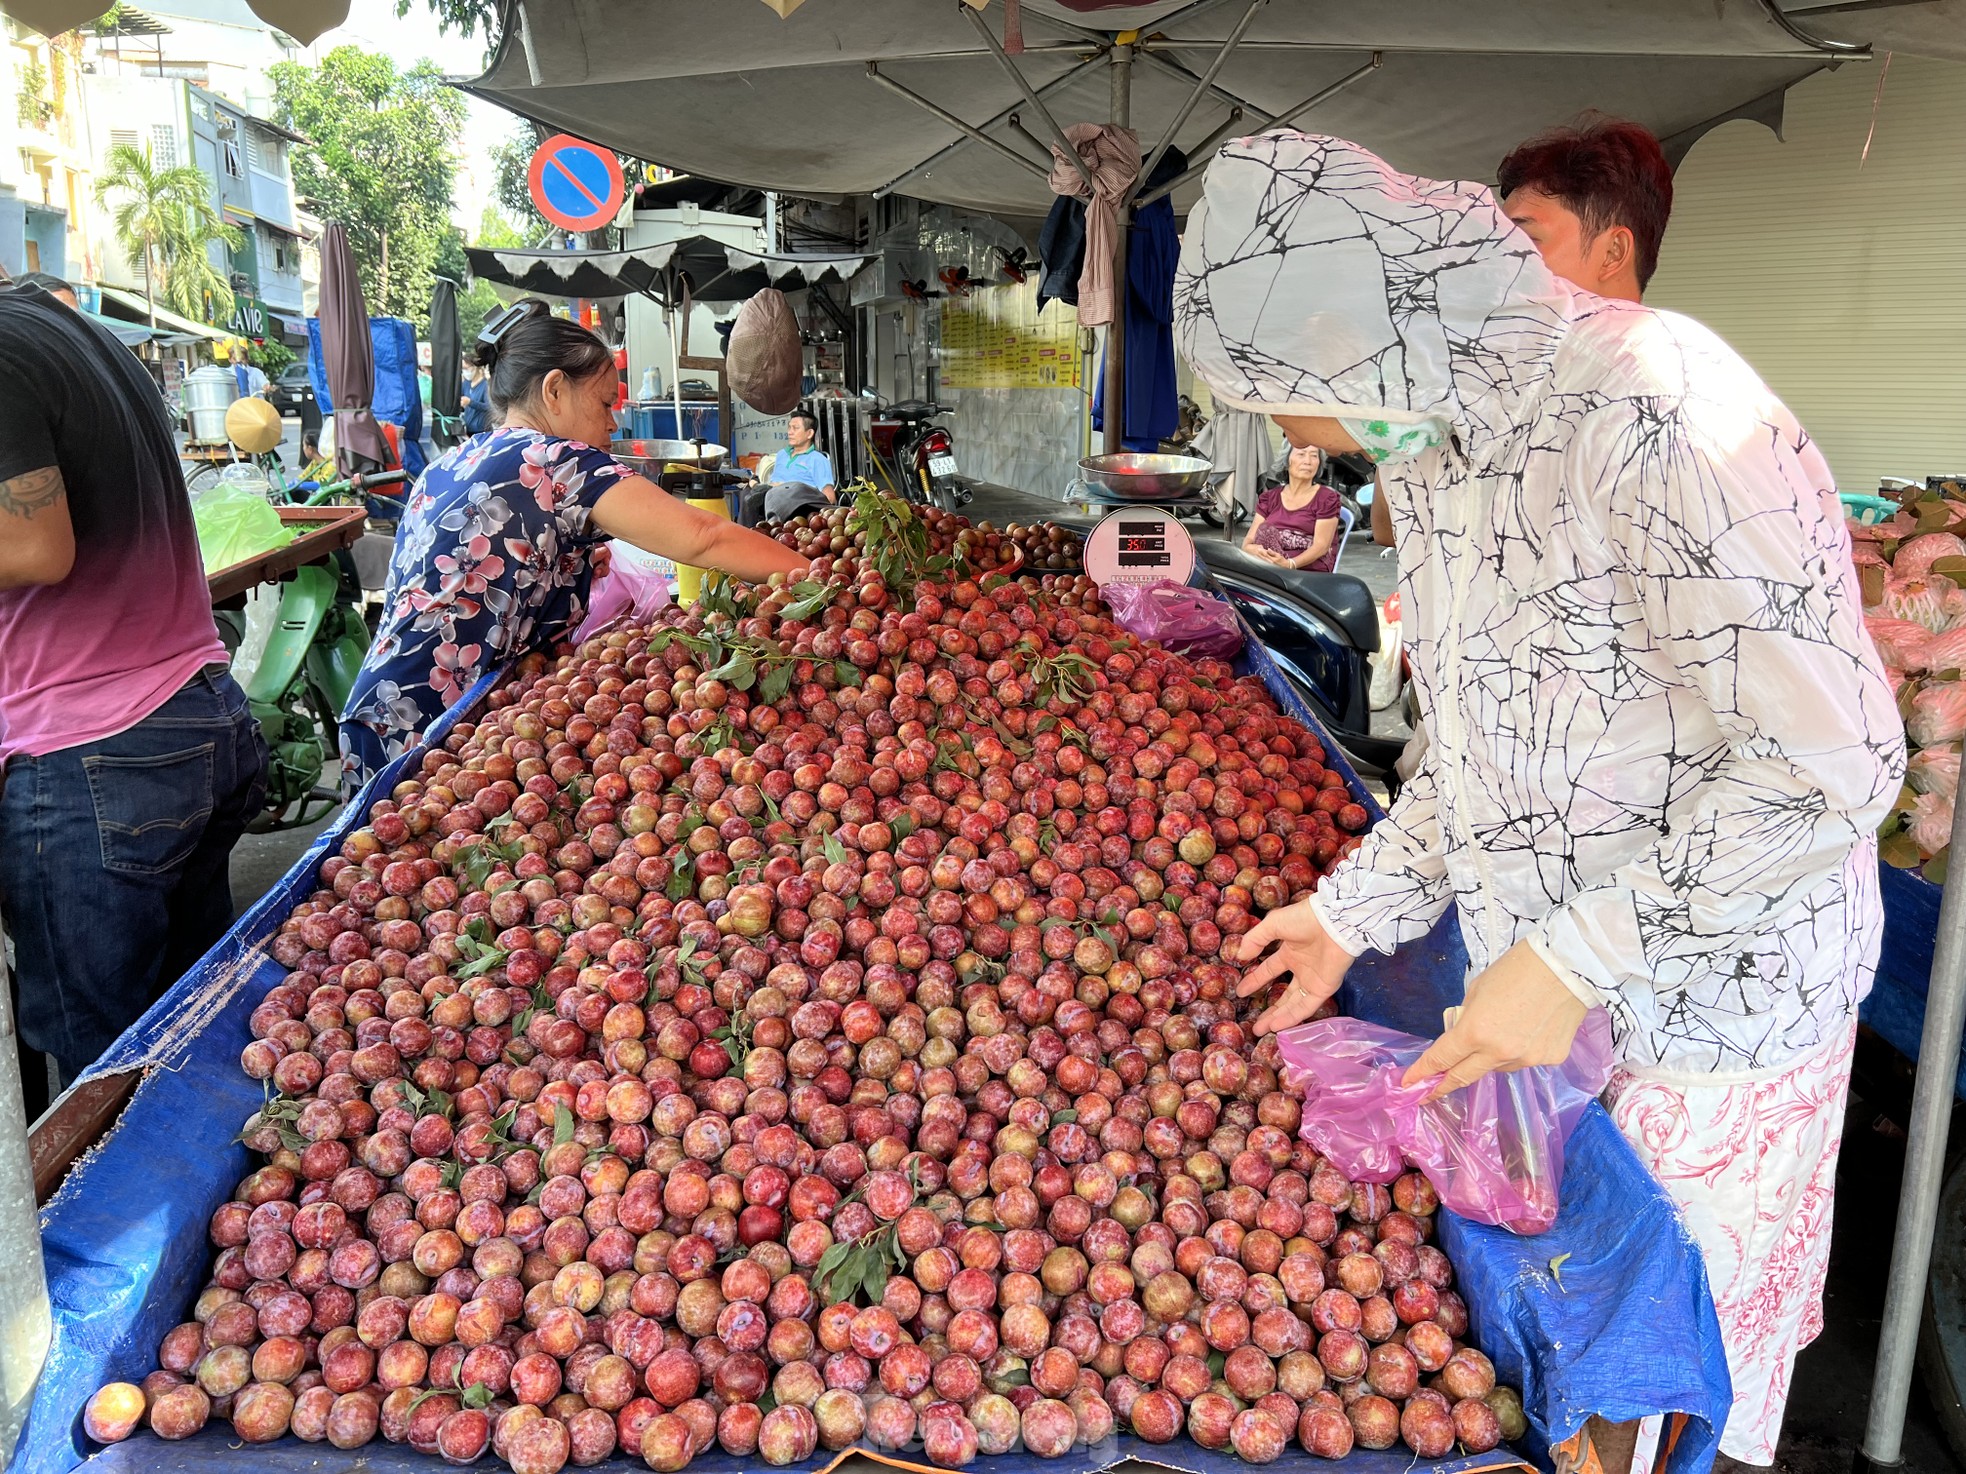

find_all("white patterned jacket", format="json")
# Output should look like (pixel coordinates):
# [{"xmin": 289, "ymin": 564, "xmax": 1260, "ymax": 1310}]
[{"xmin": 1174, "ymin": 133, "xmax": 1904, "ymax": 1080}]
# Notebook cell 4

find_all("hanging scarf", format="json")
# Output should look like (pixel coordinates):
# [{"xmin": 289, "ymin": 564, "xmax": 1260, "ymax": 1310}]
[{"xmin": 1046, "ymin": 123, "xmax": 1140, "ymax": 327}]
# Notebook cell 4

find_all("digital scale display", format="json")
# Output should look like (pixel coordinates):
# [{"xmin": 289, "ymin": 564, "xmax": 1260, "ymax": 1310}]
[
  {"xmin": 1116, "ymin": 521, "xmax": 1168, "ymax": 567},
  {"xmin": 1084, "ymin": 510, "xmax": 1196, "ymax": 588}
]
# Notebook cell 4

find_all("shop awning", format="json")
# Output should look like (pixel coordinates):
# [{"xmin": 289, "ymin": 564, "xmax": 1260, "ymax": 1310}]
[
  {"xmin": 82, "ymin": 309, "xmax": 160, "ymax": 347},
  {"xmin": 463, "ymin": 234, "xmax": 870, "ymax": 304},
  {"xmin": 97, "ymin": 286, "xmax": 231, "ymax": 342},
  {"xmin": 463, "ymin": 0, "xmax": 1966, "ymax": 217}
]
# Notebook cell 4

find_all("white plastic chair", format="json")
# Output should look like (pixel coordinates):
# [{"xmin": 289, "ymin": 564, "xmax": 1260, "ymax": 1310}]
[{"xmin": 1331, "ymin": 502, "xmax": 1355, "ymax": 573}]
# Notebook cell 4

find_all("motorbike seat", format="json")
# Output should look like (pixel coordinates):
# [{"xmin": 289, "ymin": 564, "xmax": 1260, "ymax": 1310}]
[
  {"xmin": 887, "ymin": 400, "xmax": 938, "ymax": 418},
  {"xmin": 1196, "ymin": 543, "xmax": 1380, "ymax": 652}
]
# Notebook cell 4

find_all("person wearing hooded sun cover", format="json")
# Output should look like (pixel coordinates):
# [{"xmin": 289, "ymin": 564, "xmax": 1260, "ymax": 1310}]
[{"xmin": 1178, "ymin": 134, "xmax": 1904, "ymax": 1468}]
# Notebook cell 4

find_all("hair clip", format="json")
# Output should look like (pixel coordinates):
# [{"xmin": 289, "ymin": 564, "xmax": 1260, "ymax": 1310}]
[{"xmin": 477, "ymin": 300, "xmax": 542, "ymax": 350}]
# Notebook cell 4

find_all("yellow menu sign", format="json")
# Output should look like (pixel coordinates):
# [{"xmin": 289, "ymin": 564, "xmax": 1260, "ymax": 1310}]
[{"xmin": 940, "ymin": 277, "xmax": 1082, "ymax": 390}]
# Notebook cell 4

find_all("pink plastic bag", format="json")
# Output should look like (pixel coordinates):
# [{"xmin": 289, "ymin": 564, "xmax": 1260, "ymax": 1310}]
[
  {"xmin": 1102, "ymin": 579, "xmax": 1243, "ymax": 660},
  {"xmin": 575, "ymin": 542, "xmax": 673, "ymax": 640},
  {"xmin": 1276, "ymin": 1010, "xmax": 1616, "ymax": 1234}
]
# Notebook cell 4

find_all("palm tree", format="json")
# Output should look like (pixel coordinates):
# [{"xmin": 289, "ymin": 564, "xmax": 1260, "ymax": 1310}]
[
  {"xmin": 159, "ymin": 200, "xmax": 241, "ymax": 324},
  {"xmin": 93, "ymin": 142, "xmax": 227, "ymax": 326}
]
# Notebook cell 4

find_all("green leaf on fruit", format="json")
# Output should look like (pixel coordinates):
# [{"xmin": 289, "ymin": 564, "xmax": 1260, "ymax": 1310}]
[
  {"xmin": 666, "ymin": 856, "xmax": 696, "ymax": 901},
  {"xmin": 890, "ymin": 811, "xmax": 915, "ymax": 841},
  {"xmin": 761, "ymin": 791, "xmax": 783, "ymax": 825},
  {"xmin": 554, "ymin": 1103, "xmax": 576, "ymax": 1146},
  {"xmin": 440, "ymin": 1160, "xmax": 463, "ymax": 1192},
  {"xmin": 456, "ymin": 945, "xmax": 510, "ymax": 980},
  {"xmin": 756, "ymin": 1390, "xmax": 777, "ymax": 1416},
  {"xmin": 760, "ymin": 663, "xmax": 795, "ymax": 704},
  {"xmin": 823, "ymin": 831, "xmax": 850, "ymax": 867},
  {"xmin": 461, "ymin": 1381, "xmax": 493, "ymax": 1411},
  {"xmin": 1207, "ymin": 1351, "xmax": 1227, "ymax": 1377},
  {"xmin": 835, "ymin": 660, "xmax": 863, "ymax": 688},
  {"xmin": 781, "ymin": 581, "xmax": 833, "ymax": 622},
  {"xmin": 1050, "ymin": 1109, "xmax": 1077, "ymax": 1124}
]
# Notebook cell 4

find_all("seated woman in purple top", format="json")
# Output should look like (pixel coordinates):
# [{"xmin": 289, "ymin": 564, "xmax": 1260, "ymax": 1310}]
[{"xmin": 1242, "ymin": 444, "xmax": 1344, "ymax": 572}]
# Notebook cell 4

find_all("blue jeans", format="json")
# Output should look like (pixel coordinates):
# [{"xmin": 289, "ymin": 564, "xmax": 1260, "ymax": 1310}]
[{"xmin": 0, "ymin": 666, "xmax": 268, "ymax": 1082}]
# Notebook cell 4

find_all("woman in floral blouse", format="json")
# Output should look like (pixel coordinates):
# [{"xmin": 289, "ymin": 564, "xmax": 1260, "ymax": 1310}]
[{"xmin": 339, "ymin": 301, "xmax": 804, "ymax": 791}]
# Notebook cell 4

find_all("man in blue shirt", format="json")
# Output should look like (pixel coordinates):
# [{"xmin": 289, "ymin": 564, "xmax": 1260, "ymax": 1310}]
[{"xmin": 762, "ymin": 410, "xmax": 836, "ymax": 521}]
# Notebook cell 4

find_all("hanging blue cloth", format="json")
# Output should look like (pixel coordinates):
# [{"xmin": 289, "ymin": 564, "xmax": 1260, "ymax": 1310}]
[{"xmin": 1091, "ymin": 147, "xmax": 1185, "ymax": 452}]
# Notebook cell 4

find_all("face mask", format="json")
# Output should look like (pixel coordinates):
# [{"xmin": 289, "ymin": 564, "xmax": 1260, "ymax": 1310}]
[{"xmin": 1339, "ymin": 414, "xmax": 1451, "ymax": 464}]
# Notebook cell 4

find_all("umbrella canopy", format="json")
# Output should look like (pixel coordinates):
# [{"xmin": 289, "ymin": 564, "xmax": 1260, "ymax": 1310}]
[
  {"xmin": 318, "ymin": 222, "xmax": 391, "ymax": 477},
  {"xmin": 463, "ymin": 0, "xmax": 1964, "ymax": 218},
  {"xmin": 428, "ymin": 278, "xmax": 463, "ymax": 449},
  {"xmin": 462, "ymin": 235, "xmax": 873, "ymax": 305}
]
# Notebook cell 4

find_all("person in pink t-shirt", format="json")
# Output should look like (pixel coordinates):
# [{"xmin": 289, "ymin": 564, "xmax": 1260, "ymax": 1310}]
[{"xmin": 0, "ymin": 278, "xmax": 268, "ymax": 1095}]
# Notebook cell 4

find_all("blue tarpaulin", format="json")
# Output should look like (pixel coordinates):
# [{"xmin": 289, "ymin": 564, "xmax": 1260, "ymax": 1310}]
[
  {"xmin": 27, "ymin": 607, "xmax": 1731, "ymax": 1474},
  {"xmin": 1867, "ymin": 864, "xmax": 1966, "ymax": 1099},
  {"xmin": 306, "ymin": 314, "xmax": 428, "ymax": 484}
]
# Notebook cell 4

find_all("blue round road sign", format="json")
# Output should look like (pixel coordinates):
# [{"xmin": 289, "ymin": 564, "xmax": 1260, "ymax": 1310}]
[{"xmin": 527, "ymin": 134, "xmax": 626, "ymax": 233}]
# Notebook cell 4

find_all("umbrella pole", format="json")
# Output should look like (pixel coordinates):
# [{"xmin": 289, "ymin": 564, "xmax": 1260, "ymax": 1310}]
[
  {"xmin": 1857, "ymin": 790, "xmax": 1966, "ymax": 1474},
  {"xmin": 1103, "ymin": 36, "xmax": 1133, "ymax": 456}
]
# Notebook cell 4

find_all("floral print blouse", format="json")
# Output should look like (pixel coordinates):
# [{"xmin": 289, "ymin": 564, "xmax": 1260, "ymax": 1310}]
[{"xmin": 339, "ymin": 428, "xmax": 627, "ymax": 791}]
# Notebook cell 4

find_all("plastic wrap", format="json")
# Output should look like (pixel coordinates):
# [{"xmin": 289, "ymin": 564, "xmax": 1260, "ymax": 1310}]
[
  {"xmin": 1907, "ymin": 681, "xmax": 1966, "ymax": 747},
  {"xmin": 1907, "ymin": 792, "xmax": 1956, "ymax": 856},
  {"xmin": 1102, "ymin": 579, "xmax": 1243, "ymax": 659},
  {"xmin": 575, "ymin": 541, "xmax": 675, "ymax": 640},
  {"xmin": 1276, "ymin": 1011, "xmax": 1615, "ymax": 1234},
  {"xmin": 1907, "ymin": 745, "xmax": 1961, "ymax": 800},
  {"xmin": 191, "ymin": 482, "xmax": 294, "ymax": 572},
  {"xmin": 1881, "ymin": 575, "xmax": 1953, "ymax": 633},
  {"xmin": 1922, "ymin": 625, "xmax": 1966, "ymax": 675},
  {"xmin": 1866, "ymin": 615, "xmax": 1934, "ymax": 671},
  {"xmin": 1894, "ymin": 531, "xmax": 1966, "ymax": 581}
]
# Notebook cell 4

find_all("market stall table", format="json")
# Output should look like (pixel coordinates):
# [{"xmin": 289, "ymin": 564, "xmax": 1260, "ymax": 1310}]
[{"xmin": 22, "ymin": 534, "xmax": 1731, "ymax": 1474}]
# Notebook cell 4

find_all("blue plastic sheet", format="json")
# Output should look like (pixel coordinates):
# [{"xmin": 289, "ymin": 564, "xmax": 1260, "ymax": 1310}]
[
  {"xmin": 31, "ymin": 613, "xmax": 1730, "ymax": 1474},
  {"xmin": 304, "ymin": 313, "xmax": 428, "ymax": 490},
  {"xmin": 1866, "ymin": 864, "xmax": 1966, "ymax": 1100}
]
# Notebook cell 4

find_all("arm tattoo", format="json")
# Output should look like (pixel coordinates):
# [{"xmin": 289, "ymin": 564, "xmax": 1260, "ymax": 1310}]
[{"xmin": 0, "ymin": 466, "xmax": 65, "ymax": 519}]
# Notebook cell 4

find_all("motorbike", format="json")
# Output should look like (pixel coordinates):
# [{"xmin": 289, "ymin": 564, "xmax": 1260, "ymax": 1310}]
[
  {"xmin": 867, "ymin": 397, "xmax": 971, "ymax": 513},
  {"xmin": 206, "ymin": 449, "xmax": 408, "ymax": 829}
]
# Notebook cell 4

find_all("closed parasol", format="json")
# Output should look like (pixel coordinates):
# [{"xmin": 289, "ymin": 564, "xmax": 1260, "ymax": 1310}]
[
  {"xmin": 318, "ymin": 222, "xmax": 391, "ymax": 477},
  {"xmin": 428, "ymin": 278, "xmax": 463, "ymax": 450}
]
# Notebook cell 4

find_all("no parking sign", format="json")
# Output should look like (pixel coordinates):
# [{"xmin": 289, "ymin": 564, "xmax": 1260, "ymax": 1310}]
[{"xmin": 527, "ymin": 134, "xmax": 627, "ymax": 233}]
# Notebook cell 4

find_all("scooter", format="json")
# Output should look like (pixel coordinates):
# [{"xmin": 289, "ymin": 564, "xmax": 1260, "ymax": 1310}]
[
  {"xmin": 210, "ymin": 454, "xmax": 408, "ymax": 829},
  {"xmin": 868, "ymin": 398, "xmax": 971, "ymax": 512}
]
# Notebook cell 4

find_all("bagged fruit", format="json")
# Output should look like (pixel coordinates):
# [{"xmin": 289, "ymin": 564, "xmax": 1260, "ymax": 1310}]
[
  {"xmin": 1277, "ymin": 1010, "xmax": 1615, "ymax": 1234},
  {"xmin": 1907, "ymin": 791, "xmax": 1956, "ymax": 856},
  {"xmin": 1895, "ymin": 531, "xmax": 1966, "ymax": 581},
  {"xmin": 1882, "ymin": 576, "xmax": 1953, "ymax": 634},
  {"xmin": 1908, "ymin": 681, "xmax": 1966, "ymax": 748},
  {"xmin": 1922, "ymin": 626, "xmax": 1966, "ymax": 676},
  {"xmin": 1866, "ymin": 616, "xmax": 1934, "ymax": 672},
  {"xmin": 1102, "ymin": 579, "xmax": 1243, "ymax": 660},
  {"xmin": 1908, "ymin": 745, "xmax": 1961, "ymax": 800}
]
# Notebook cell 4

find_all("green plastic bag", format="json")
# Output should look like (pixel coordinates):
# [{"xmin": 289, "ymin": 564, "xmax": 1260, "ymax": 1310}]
[{"xmin": 194, "ymin": 479, "xmax": 294, "ymax": 572}]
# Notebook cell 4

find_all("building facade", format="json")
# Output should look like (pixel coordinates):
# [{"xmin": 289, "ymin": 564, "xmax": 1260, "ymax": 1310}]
[{"xmin": 0, "ymin": 16, "xmax": 95, "ymax": 282}]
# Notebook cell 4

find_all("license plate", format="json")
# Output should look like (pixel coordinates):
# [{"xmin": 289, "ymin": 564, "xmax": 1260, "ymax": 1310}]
[{"xmin": 928, "ymin": 454, "xmax": 958, "ymax": 477}]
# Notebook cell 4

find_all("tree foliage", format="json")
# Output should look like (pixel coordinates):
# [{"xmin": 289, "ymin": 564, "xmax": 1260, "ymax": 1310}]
[
  {"xmin": 396, "ymin": 0, "xmax": 499, "ymax": 43},
  {"xmin": 455, "ymin": 206, "xmax": 526, "ymax": 340},
  {"xmin": 270, "ymin": 46, "xmax": 466, "ymax": 328},
  {"xmin": 94, "ymin": 141, "xmax": 236, "ymax": 325}
]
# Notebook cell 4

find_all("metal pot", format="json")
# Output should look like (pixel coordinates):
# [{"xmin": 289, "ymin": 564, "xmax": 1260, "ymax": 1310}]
[
  {"xmin": 1077, "ymin": 452, "xmax": 1213, "ymax": 500},
  {"xmin": 612, "ymin": 438, "xmax": 729, "ymax": 475}
]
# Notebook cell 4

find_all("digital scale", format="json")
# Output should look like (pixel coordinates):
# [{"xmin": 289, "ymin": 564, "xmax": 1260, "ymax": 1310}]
[{"xmin": 1083, "ymin": 508, "xmax": 1197, "ymax": 589}]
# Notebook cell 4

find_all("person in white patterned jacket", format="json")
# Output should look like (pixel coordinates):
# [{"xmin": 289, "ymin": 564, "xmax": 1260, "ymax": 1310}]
[{"xmin": 1173, "ymin": 132, "xmax": 1905, "ymax": 1470}]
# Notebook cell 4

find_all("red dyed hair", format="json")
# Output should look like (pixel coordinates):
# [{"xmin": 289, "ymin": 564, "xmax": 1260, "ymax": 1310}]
[{"xmin": 1497, "ymin": 114, "xmax": 1674, "ymax": 288}]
